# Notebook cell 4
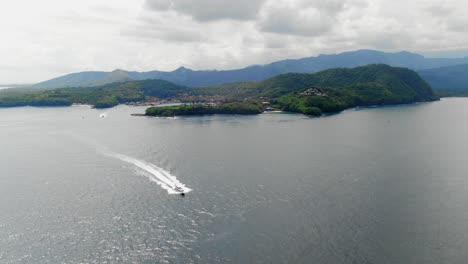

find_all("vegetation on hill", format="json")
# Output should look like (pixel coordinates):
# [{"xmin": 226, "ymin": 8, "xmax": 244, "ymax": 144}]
[
  {"xmin": 0, "ymin": 79, "xmax": 187, "ymax": 108},
  {"xmin": 145, "ymin": 101, "xmax": 264, "ymax": 117},
  {"xmin": 188, "ymin": 64, "xmax": 437, "ymax": 115}
]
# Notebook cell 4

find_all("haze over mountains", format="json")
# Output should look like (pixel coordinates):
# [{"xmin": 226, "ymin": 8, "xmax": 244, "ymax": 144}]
[
  {"xmin": 418, "ymin": 64, "xmax": 468, "ymax": 92},
  {"xmin": 33, "ymin": 49, "xmax": 468, "ymax": 91}
]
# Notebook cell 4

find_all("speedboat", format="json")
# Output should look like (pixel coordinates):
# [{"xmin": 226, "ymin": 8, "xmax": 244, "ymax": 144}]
[{"xmin": 174, "ymin": 186, "xmax": 185, "ymax": 195}]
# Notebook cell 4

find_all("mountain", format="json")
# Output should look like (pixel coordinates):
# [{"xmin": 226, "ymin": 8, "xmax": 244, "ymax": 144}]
[
  {"xmin": 95, "ymin": 69, "xmax": 133, "ymax": 86},
  {"xmin": 418, "ymin": 64, "xmax": 468, "ymax": 93},
  {"xmin": 34, "ymin": 72, "xmax": 109, "ymax": 89},
  {"xmin": 33, "ymin": 50, "xmax": 468, "ymax": 89}
]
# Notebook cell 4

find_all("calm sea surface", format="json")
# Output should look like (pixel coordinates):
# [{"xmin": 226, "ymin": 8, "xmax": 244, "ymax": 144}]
[{"xmin": 2, "ymin": 98, "xmax": 468, "ymax": 263}]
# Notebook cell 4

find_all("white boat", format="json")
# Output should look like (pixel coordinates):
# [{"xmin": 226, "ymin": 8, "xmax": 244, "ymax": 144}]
[{"xmin": 174, "ymin": 186, "xmax": 185, "ymax": 195}]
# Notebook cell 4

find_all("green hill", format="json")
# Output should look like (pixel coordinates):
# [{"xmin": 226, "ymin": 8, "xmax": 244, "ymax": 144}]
[
  {"xmin": 0, "ymin": 79, "xmax": 187, "ymax": 108},
  {"xmin": 146, "ymin": 101, "xmax": 264, "ymax": 117},
  {"xmin": 191, "ymin": 64, "xmax": 436, "ymax": 115}
]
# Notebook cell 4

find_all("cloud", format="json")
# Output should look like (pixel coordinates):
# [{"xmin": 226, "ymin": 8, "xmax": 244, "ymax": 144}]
[
  {"xmin": 424, "ymin": 5, "xmax": 454, "ymax": 17},
  {"xmin": 256, "ymin": 0, "xmax": 361, "ymax": 36},
  {"xmin": 122, "ymin": 14, "xmax": 207, "ymax": 43},
  {"xmin": 299, "ymin": 0, "xmax": 347, "ymax": 14},
  {"xmin": 258, "ymin": 2, "xmax": 335, "ymax": 36},
  {"xmin": 145, "ymin": 0, "xmax": 266, "ymax": 21},
  {"xmin": 2, "ymin": 0, "xmax": 468, "ymax": 83},
  {"xmin": 145, "ymin": 0, "xmax": 172, "ymax": 10}
]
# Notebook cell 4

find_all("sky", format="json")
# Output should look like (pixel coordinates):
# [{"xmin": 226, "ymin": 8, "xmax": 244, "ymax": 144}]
[{"xmin": 1, "ymin": 0, "xmax": 468, "ymax": 84}]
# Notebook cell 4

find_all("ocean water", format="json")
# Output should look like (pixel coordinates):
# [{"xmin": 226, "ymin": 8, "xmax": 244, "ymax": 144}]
[{"xmin": 2, "ymin": 98, "xmax": 468, "ymax": 263}]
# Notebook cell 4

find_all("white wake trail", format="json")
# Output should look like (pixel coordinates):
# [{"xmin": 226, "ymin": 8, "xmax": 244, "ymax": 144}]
[
  {"xmin": 105, "ymin": 152, "xmax": 192, "ymax": 194},
  {"xmin": 62, "ymin": 132, "xmax": 191, "ymax": 194}
]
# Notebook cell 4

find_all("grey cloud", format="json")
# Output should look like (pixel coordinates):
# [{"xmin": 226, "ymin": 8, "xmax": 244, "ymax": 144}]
[
  {"xmin": 259, "ymin": 12, "xmax": 333, "ymax": 36},
  {"xmin": 123, "ymin": 28, "xmax": 205, "ymax": 43},
  {"xmin": 425, "ymin": 5, "xmax": 455, "ymax": 16},
  {"xmin": 145, "ymin": 0, "xmax": 266, "ymax": 21},
  {"xmin": 258, "ymin": 1, "xmax": 340, "ymax": 36},
  {"xmin": 121, "ymin": 19, "xmax": 206, "ymax": 43},
  {"xmin": 263, "ymin": 35, "xmax": 290, "ymax": 49},
  {"xmin": 445, "ymin": 17, "xmax": 468, "ymax": 33},
  {"xmin": 145, "ymin": 0, "xmax": 172, "ymax": 10},
  {"xmin": 299, "ymin": 0, "xmax": 346, "ymax": 14}
]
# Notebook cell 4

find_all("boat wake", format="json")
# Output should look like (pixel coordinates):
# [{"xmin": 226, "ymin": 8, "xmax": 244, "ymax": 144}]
[
  {"xmin": 104, "ymin": 152, "xmax": 192, "ymax": 195},
  {"xmin": 63, "ymin": 132, "xmax": 190, "ymax": 195}
]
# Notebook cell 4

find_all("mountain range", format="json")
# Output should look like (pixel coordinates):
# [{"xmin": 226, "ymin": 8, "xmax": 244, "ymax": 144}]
[
  {"xmin": 33, "ymin": 50, "xmax": 468, "ymax": 90},
  {"xmin": 1, "ymin": 65, "xmax": 436, "ymax": 113}
]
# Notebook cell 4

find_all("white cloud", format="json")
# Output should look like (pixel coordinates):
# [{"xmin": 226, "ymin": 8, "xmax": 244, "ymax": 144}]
[{"xmin": 1, "ymin": 0, "xmax": 468, "ymax": 83}]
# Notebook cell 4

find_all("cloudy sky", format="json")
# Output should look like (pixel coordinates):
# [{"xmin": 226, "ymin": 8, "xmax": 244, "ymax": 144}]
[{"xmin": 1, "ymin": 0, "xmax": 467, "ymax": 84}]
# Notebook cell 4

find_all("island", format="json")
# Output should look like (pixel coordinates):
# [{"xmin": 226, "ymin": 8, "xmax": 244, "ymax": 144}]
[{"xmin": 145, "ymin": 101, "xmax": 264, "ymax": 117}]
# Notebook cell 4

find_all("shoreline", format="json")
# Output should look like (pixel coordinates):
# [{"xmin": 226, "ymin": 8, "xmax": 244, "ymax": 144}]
[
  {"xmin": 135, "ymin": 99, "xmax": 436, "ymax": 118},
  {"xmin": 0, "ymin": 98, "xmax": 440, "ymax": 118}
]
